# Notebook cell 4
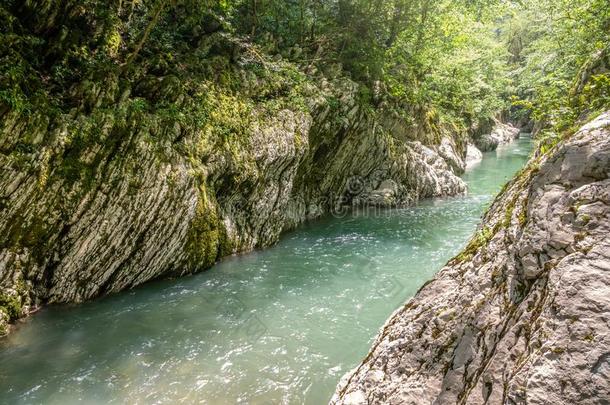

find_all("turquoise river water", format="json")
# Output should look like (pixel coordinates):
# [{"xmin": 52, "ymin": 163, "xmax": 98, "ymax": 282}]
[{"xmin": 0, "ymin": 137, "xmax": 532, "ymax": 405}]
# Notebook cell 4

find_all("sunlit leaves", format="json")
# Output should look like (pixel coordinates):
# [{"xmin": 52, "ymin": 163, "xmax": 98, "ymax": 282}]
[{"xmin": 505, "ymin": 0, "xmax": 610, "ymax": 128}]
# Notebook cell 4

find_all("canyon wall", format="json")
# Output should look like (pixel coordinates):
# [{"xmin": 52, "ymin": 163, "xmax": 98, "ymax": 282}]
[
  {"xmin": 332, "ymin": 112, "xmax": 610, "ymax": 405},
  {"xmin": 0, "ymin": 9, "xmax": 467, "ymax": 335}
]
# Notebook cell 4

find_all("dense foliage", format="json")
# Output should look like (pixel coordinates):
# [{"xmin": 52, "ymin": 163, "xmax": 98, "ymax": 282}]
[
  {"xmin": 1, "ymin": 0, "xmax": 608, "ymax": 144},
  {"xmin": 504, "ymin": 0, "xmax": 610, "ymax": 142},
  {"xmin": 223, "ymin": 0, "xmax": 513, "ymax": 129},
  {"xmin": 224, "ymin": 0, "xmax": 610, "ymax": 137}
]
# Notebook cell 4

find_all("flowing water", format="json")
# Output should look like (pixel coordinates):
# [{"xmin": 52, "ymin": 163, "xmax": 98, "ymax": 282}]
[{"xmin": 0, "ymin": 137, "xmax": 532, "ymax": 405}]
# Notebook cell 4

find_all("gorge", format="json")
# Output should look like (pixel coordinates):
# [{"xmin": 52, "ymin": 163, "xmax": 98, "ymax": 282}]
[
  {"xmin": 1, "ymin": 0, "xmax": 609, "ymax": 404},
  {"xmin": 0, "ymin": 133, "xmax": 531, "ymax": 404}
]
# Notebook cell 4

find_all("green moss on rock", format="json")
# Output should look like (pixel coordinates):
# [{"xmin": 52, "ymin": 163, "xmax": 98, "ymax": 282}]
[
  {"xmin": 0, "ymin": 291, "xmax": 23, "ymax": 321},
  {"xmin": 454, "ymin": 226, "xmax": 495, "ymax": 264},
  {"xmin": 185, "ymin": 187, "xmax": 223, "ymax": 270}
]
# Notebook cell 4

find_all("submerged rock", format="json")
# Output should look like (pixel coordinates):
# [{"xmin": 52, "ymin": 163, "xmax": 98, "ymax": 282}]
[{"xmin": 332, "ymin": 111, "xmax": 610, "ymax": 405}]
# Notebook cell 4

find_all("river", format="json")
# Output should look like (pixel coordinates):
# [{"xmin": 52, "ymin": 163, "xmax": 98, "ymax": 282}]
[{"xmin": 0, "ymin": 137, "xmax": 532, "ymax": 404}]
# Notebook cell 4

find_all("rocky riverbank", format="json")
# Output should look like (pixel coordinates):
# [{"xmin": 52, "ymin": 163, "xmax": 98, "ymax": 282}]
[{"xmin": 332, "ymin": 111, "xmax": 610, "ymax": 405}]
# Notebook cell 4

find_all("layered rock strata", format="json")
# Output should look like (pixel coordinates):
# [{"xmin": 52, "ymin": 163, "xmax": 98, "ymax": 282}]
[
  {"xmin": 0, "ymin": 60, "xmax": 466, "ymax": 336},
  {"xmin": 332, "ymin": 112, "xmax": 610, "ymax": 405},
  {"xmin": 474, "ymin": 121, "xmax": 521, "ymax": 152}
]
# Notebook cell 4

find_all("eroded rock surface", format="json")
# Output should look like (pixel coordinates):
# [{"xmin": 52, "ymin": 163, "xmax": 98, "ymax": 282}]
[
  {"xmin": 0, "ymin": 71, "xmax": 466, "ymax": 337},
  {"xmin": 474, "ymin": 121, "xmax": 520, "ymax": 152},
  {"xmin": 332, "ymin": 112, "xmax": 610, "ymax": 405}
]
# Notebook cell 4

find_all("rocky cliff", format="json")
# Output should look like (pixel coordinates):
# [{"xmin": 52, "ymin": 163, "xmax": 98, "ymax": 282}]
[
  {"xmin": 332, "ymin": 111, "xmax": 610, "ymax": 404},
  {"xmin": 0, "ymin": 3, "xmax": 467, "ymax": 335},
  {"xmin": 473, "ymin": 121, "xmax": 521, "ymax": 152}
]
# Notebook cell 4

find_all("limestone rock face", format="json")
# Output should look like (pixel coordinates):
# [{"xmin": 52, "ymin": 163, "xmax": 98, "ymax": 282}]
[
  {"xmin": 283, "ymin": 80, "xmax": 466, "ymax": 222},
  {"xmin": 0, "ymin": 80, "xmax": 466, "ymax": 335},
  {"xmin": 466, "ymin": 143, "xmax": 483, "ymax": 167},
  {"xmin": 332, "ymin": 111, "xmax": 610, "ymax": 405},
  {"xmin": 0, "ymin": 106, "xmax": 312, "ymax": 326},
  {"xmin": 475, "ymin": 121, "xmax": 520, "ymax": 152},
  {"xmin": 436, "ymin": 136, "xmax": 467, "ymax": 174}
]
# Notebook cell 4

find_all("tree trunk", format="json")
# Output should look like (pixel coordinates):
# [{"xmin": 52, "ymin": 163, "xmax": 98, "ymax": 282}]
[
  {"xmin": 250, "ymin": 0, "xmax": 258, "ymax": 37},
  {"xmin": 415, "ymin": 0, "xmax": 432, "ymax": 51},
  {"xmin": 123, "ymin": 0, "xmax": 167, "ymax": 69}
]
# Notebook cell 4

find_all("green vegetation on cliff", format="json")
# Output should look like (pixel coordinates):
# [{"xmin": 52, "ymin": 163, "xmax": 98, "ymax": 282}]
[
  {"xmin": 0, "ymin": 0, "xmax": 512, "ymax": 143},
  {"xmin": 3, "ymin": 0, "xmax": 607, "ymax": 154},
  {"xmin": 505, "ymin": 0, "xmax": 610, "ymax": 138}
]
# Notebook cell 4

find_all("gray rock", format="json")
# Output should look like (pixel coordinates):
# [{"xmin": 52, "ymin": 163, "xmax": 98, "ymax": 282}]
[
  {"xmin": 368, "ymin": 180, "xmax": 399, "ymax": 206},
  {"xmin": 466, "ymin": 143, "xmax": 483, "ymax": 167},
  {"xmin": 474, "ymin": 121, "xmax": 520, "ymax": 152},
  {"xmin": 0, "ymin": 75, "xmax": 467, "ymax": 333},
  {"xmin": 0, "ymin": 307, "xmax": 8, "ymax": 336},
  {"xmin": 435, "ymin": 136, "xmax": 466, "ymax": 174},
  {"xmin": 331, "ymin": 111, "xmax": 610, "ymax": 405}
]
